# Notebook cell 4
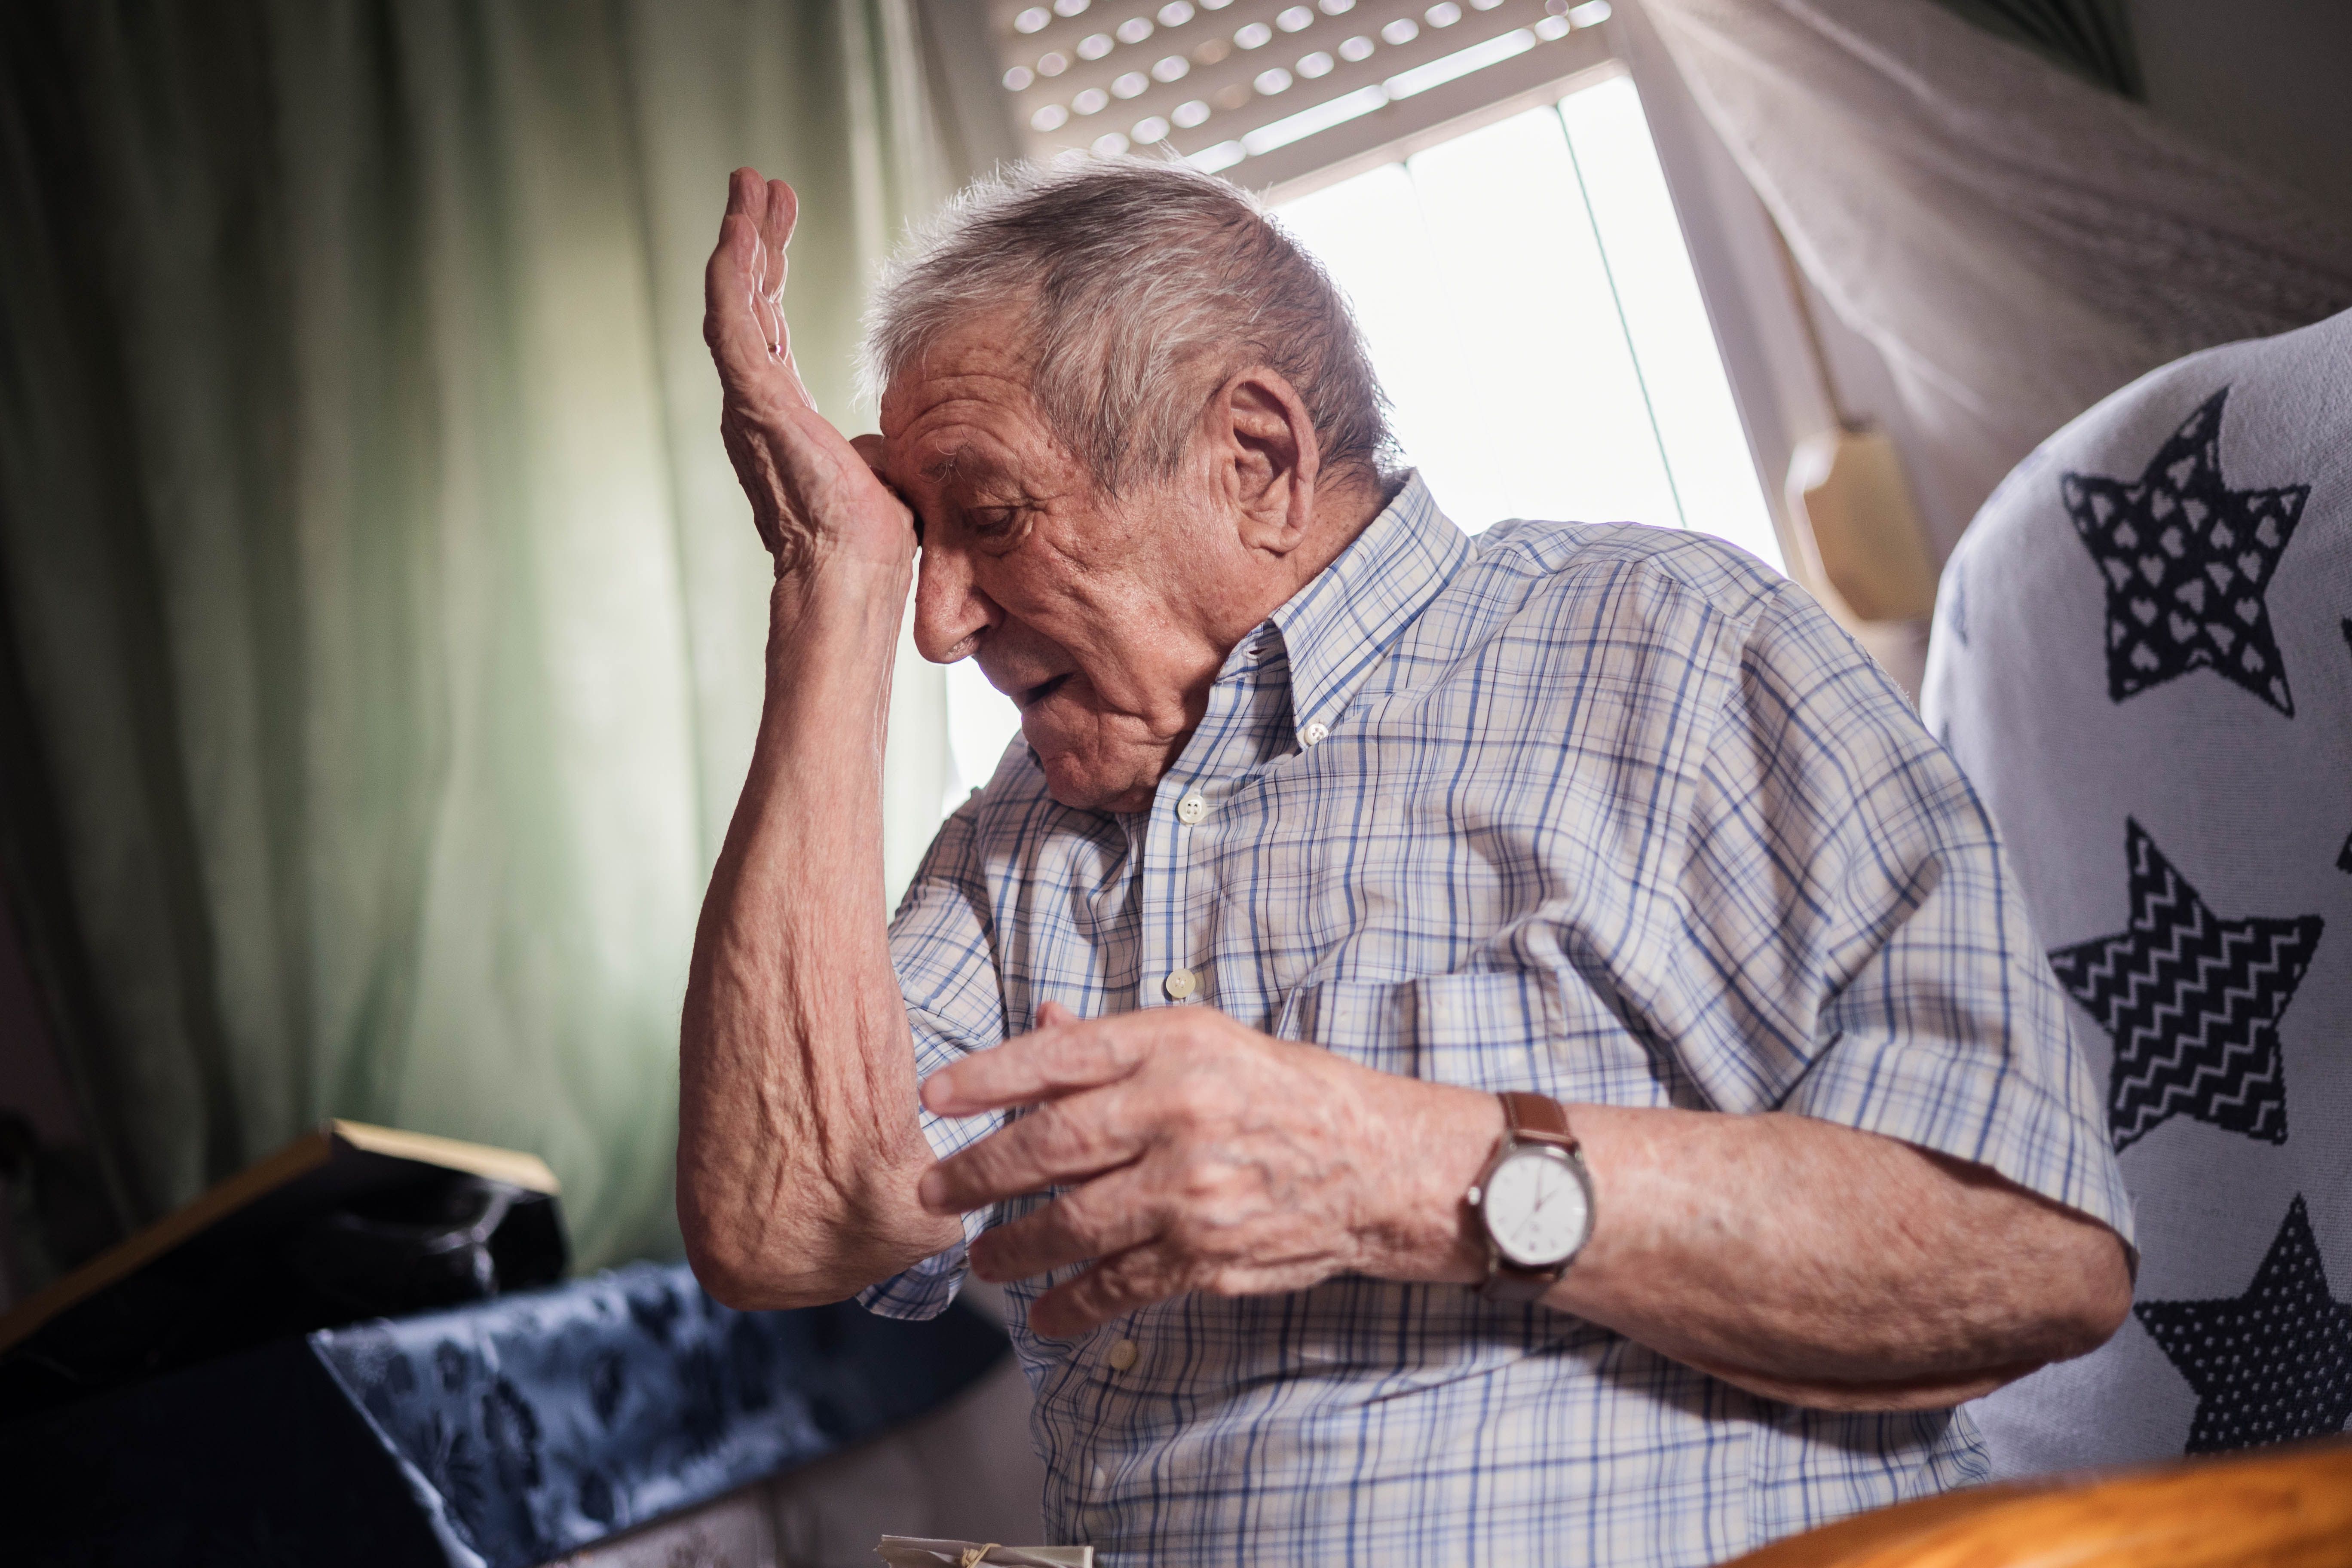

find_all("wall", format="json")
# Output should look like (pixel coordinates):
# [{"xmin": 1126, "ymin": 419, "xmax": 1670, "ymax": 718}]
[{"xmin": 2132, "ymin": 0, "xmax": 2352, "ymax": 217}]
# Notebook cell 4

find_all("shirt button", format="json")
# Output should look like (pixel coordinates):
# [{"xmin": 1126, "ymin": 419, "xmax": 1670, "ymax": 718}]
[
  {"xmin": 1176, "ymin": 789, "xmax": 1207, "ymax": 824},
  {"xmin": 1091, "ymin": 1463, "xmax": 1109, "ymax": 1492},
  {"xmin": 1163, "ymin": 967, "xmax": 1197, "ymax": 1001},
  {"xmin": 1107, "ymin": 1338, "xmax": 1139, "ymax": 1371},
  {"xmin": 1302, "ymin": 719, "xmax": 1330, "ymax": 746}
]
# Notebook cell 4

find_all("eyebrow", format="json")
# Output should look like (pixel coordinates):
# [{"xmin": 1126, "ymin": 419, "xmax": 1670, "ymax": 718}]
[{"xmin": 919, "ymin": 445, "xmax": 1016, "ymax": 490}]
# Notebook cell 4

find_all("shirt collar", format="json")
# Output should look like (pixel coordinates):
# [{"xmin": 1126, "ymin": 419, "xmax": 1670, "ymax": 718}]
[{"xmin": 1246, "ymin": 470, "xmax": 1473, "ymax": 752}]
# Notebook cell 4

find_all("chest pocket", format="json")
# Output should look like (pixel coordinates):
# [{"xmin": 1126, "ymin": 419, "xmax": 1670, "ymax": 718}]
[{"xmin": 1274, "ymin": 966, "xmax": 1672, "ymax": 1106}]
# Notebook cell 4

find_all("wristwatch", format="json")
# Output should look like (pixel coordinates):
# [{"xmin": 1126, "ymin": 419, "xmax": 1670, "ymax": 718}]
[{"xmin": 1467, "ymin": 1091, "xmax": 1595, "ymax": 1304}]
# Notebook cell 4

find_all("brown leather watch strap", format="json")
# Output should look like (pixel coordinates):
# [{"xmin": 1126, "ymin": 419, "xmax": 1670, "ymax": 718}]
[
  {"xmin": 1479, "ymin": 1093, "xmax": 1586, "ymax": 1305},
  {"xmin": 1500, "ymin": 1090, "xmax": 1579, "ymax": 1152}
]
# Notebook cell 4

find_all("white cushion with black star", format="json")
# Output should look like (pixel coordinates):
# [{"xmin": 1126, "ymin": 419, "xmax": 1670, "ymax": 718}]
[
  {"xmin": 1923, "ymin": 306, "xmax": 2352, "ymax": 1477},
  {"xmin": 2064, "ymin": 389, "xmax": 2308, "ymax": 715}
]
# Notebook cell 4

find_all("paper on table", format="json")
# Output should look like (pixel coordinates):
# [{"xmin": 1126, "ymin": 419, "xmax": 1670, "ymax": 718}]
[{"xmin": 875, "ymin": 1537, "xmax": 1094, "ymax": 1567}]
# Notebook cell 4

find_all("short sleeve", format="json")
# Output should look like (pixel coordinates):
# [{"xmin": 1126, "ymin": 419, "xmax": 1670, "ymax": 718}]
[
  {"xmin": 1673, "ymin": 584, "xmax": 2134, "ymax": 1247},
  {"xmin": 857, "ymin": 794, "xmax": 1014, "ymax": 1321}
]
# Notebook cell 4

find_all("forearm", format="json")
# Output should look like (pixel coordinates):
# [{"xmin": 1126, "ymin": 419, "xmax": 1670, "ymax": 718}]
[
  {"xmin": 678, "ymin": 563, "xmax": 961, "ymax": 1307},
  {"xmin": 1378, "ymin": 1097, "xmax": 2131, "ymax": 1410},
  {"xmin": 1553, "ymin": 1108, "xmax": 2128, "ymax": 1406}
]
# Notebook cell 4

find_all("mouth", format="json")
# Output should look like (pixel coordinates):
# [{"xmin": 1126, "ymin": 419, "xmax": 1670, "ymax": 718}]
[{"xmin": 1015, "ymin": 673, "xmax": 1072, "ymax": 711}]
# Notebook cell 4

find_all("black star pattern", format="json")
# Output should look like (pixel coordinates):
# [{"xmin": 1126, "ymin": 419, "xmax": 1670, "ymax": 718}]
[
  {"xmin": 2340, "ymin": 620, "xmax": 2352, "ymax": 876},
  {"xmin": 2064, "ymin": 388, "xmax": 2309, "ymax": 714},
  {"xmin": 2047, "ymin": 819, "xmax": 2322, "ymax": 1151},
  {"xmin": 2137, "ymin": 1195, "xmax": 2352, "ymax": 1454}
]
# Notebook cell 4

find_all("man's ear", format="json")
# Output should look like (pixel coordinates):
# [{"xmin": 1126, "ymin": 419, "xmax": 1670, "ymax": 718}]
[{"xmin": 1213, "ymin": 368, "xmax": 1320, "ymax": 554}]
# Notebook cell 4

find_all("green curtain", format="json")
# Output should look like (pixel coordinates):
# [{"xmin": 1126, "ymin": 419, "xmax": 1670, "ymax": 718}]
[{"xmin": 0, "ymin": 0, "xmax": 976, "ymax": 1268}]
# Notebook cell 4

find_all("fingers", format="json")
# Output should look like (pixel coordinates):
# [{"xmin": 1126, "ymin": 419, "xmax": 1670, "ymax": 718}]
[
  {"xmin": 1027, "ymin": 1247, "xmax": 1188, "ymax": 1338},
  {"xmin": 848, "ymin": 433, "xmax": 891, "ymax": 484},
  {"xmin": 703, "ymin": 212, "xmax": 770, "ymax": 389},
  {"xmin": 921, "ymin": 1011, "xmax": 1159, "ymax": 1118},
  {"xmin": 920, "ymin": 1085, "xmax": 1149, "ymax": 1213},
  {"xmin": 705, "ymin": 168, "xmax": 815, "ymax": 411},
  {"xmin": 750, "ymin": 175, "xmax": 816, "ymax": 409},
  {"xmin": 760, "ymin": 178, "xmax": 798, "ymax": 292},
  {"xmin": 966, "ymin": 1166, "xmax": 1164, "ymax": 1284}
]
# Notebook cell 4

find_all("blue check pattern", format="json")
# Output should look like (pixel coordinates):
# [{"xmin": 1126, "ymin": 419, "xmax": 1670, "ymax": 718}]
[{"xmin": 864, "ymin": 474, "xmax": 2131, "ymax": 1567}]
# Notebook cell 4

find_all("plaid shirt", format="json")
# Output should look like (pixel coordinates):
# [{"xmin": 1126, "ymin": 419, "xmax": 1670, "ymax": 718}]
[{"xmin": 864, "ymin": 474, "xmax": 2130, "ymax": 1567}]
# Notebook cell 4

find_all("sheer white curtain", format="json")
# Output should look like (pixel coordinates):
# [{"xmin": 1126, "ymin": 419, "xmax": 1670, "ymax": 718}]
[{"xmin": 1635, "ymin": 0, "xmax": 2352, "ymax": 527}]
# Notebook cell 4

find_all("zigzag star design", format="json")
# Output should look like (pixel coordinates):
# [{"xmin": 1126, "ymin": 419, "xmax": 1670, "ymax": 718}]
[
  {"xmin": 2064, "ymin": 387, "xmax": 2309, "ymax": 714},
  {"xmin": 2048, "ymin": 819, "xmax": 2323, "ymax": 1151},
  {"xmin": 2341, "ymin": 620, "xmax": 2351, "ymax": 875}
]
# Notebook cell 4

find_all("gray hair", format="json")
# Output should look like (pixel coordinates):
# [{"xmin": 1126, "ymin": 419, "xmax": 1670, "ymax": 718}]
[{"xmin": 862, "ymin": 157, "xmax": 1396, "ymax": 494}]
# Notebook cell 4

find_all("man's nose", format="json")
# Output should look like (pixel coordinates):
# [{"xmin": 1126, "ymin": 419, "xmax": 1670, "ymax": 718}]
[{"xmin": 913, "ymin": 539, "xmax": 1001, "ymax": 664}]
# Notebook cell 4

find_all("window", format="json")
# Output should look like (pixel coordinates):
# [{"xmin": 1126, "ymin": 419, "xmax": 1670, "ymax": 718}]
[
  {"xmin": 1275, "ymin": 72, "xmax": 1780, "ymax": 564},
  {"xmin": 946, "ymin": 6, "xmax": 1782, "ymax": 802}
]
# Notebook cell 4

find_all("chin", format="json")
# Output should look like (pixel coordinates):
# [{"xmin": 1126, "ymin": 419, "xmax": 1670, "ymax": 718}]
[
  {"xmin": 1024, "ymin": 720, "xmax": 1157, "ymax": 813},
  {"xmin": 1034, "ymin": 748, "xmax": 1153, "ymax": 814}
]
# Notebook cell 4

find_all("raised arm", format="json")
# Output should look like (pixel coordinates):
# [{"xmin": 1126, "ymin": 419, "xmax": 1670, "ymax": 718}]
[{"xmin": 676, "ymin": 169, "xmax": 961, "ymax": 1308}]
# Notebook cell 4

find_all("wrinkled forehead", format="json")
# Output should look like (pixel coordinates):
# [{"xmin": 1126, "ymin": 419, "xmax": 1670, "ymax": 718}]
[{"xmin": 878, "ymin": 308, "xmax": 1065, "ymax": 487}]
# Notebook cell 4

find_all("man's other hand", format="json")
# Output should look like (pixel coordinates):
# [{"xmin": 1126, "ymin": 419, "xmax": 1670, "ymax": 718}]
[
  {"xmin": 916, "ymin": 1001, "xmax": 1500, "ymax": 1339},
  {"xmin": 702, "ymin": 168, "xmax": 912, "ymax": 577}
]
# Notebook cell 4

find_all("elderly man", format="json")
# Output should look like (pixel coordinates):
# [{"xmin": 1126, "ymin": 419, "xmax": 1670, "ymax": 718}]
[{"xmin": 678, "ymin": 160, "xmax": 2133, "ymax": 1566}]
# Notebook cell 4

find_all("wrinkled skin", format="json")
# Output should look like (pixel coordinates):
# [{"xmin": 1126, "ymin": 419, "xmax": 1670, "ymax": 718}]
[{"xmin": 677, "ymin": 169, "xmax": 2134, "ymax": 1407}]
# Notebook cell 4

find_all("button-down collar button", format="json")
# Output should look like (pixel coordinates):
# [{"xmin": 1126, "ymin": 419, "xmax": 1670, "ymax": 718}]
[
  {"xmin": 1091, "ymin": 1463, "xmax": 1110, "ymax": 1492},
  {"xmin": 1176, "ymin": 789, "xmax": 1207, "ymax": 824},
  {"xmin": 1163, "ymin": 967, "xmax": 1197, "ymax": 1001},
  {"xmin": 1107, "ymin": 1337, "xmax": 1139, "ymax": 1371},
  {"xmin": 1302, "ymin": 719, "xmax": 1330, "ymax": 747}
]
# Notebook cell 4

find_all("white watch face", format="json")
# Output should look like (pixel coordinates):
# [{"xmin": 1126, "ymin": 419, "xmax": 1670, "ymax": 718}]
[{"xmin": 1484, "ymin": 1148, "xmax": 1590, "ymax": 1269}]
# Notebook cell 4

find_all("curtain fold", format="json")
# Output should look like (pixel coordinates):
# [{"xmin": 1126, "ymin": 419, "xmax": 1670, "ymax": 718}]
[
  {"xmin": 1927, "ymin": 0, "xmax": 2136, "ymax": 96},
  {"xmin": 0, "ymin": 0, "xmax": 967, "ymax": 1266},
  {"xmin": 1638, "ymin": 0, "xmax": 2352, "ymax": 538}
]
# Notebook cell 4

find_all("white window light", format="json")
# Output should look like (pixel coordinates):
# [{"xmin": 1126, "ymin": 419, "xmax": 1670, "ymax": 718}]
[
  {"xmin": 1073, "ymin": 85, "xmax": 1111, "ymax": 112},
  {"xmin": 1117, "ymin": 15, "xmax": 1155, "ymax": 43},
  {"xmin": 1171, "ymin": 97, "xmax": 1212, "ymax": 126},
  {"xmin": 1038, "ymin": 50, "xmax": 1070, "ymax": 73},
  {"xmin": 1533, "ymin": 13, "xmax": 1568, "ymax": 38},
  {"xmin": 1568, "ymin": 0, "xmax": 1611, "ymax": 23},
  {"xmin": 1031, "ymin": 102, "xmax": 1070, "ymax": 130},
  {"xmin": 1337, "ymin": 33, "xmax": 1374, "ymax": 59},
  {"xmin": 1276, "ymin": 5, "xmax": 1315, "ymax": 31},
  {"xmin": 1112, "ymin": 70, "xmax": 1150, "ymax": 96},
  {"xmin": 1425, "ymin": 2, "xmax": 1462, "ymax": 26},
  {"xmin": 1093, "ymin": 131, "xmax": 1132, "ymax": 154},
  {"xmin": 1384, "ymin": 26, "xmax": 1529, "ymax": 97},
  {"xmin": 1158, "ymin": 0, "xmax": 1195, "ymax": 22},
  {"xmin": 1242, "ymin": 82, "xmax": 1387, "ymax": 154},
  {"xmin": 1078, "ymin": 31, "xmax": 1114, "ymax": 57},
  {"xmin": 1255, "ymin": 65, "xmax": 1295, "ymax": 93},
  {"xmin": 1133, "ymin": 113, "xmax": 1173, "ymax": 141},
  {"xmin": 1054, "ymin": 0, "xmax": 1091, "ymax": 14},
  {"xmin": 1234, "ymin": 21, "xmax": 1273, "ymax": 46},
  {"xmin": 1297, "ymin": 49, "xmax": 1334, "ymax": 77},
  {"xmin": 1014, "ymin": 6, "xmax": 1053, "ymax": 33},
  {"xmin": 1319, "ymin": 0, "xmax": 1356, "ymax": 13},
  {"xmin": 1185, "ymin": 138, "xmax": 1247, "ymax": 172},
  {"xmin": 1272, "ymin": 79, "xmax": 1782, "ymax": 575},
  {"xmin": 1003, "ymin": 64, "xmax": 1035, "ymax": 90},
  {"xmin": 1152, "ymin": 53, "xmax": 1191, "ymax": 80},
  {"xmin": 1379, "ymin": 17, "xmax": 1418, "ymax": 44}
]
